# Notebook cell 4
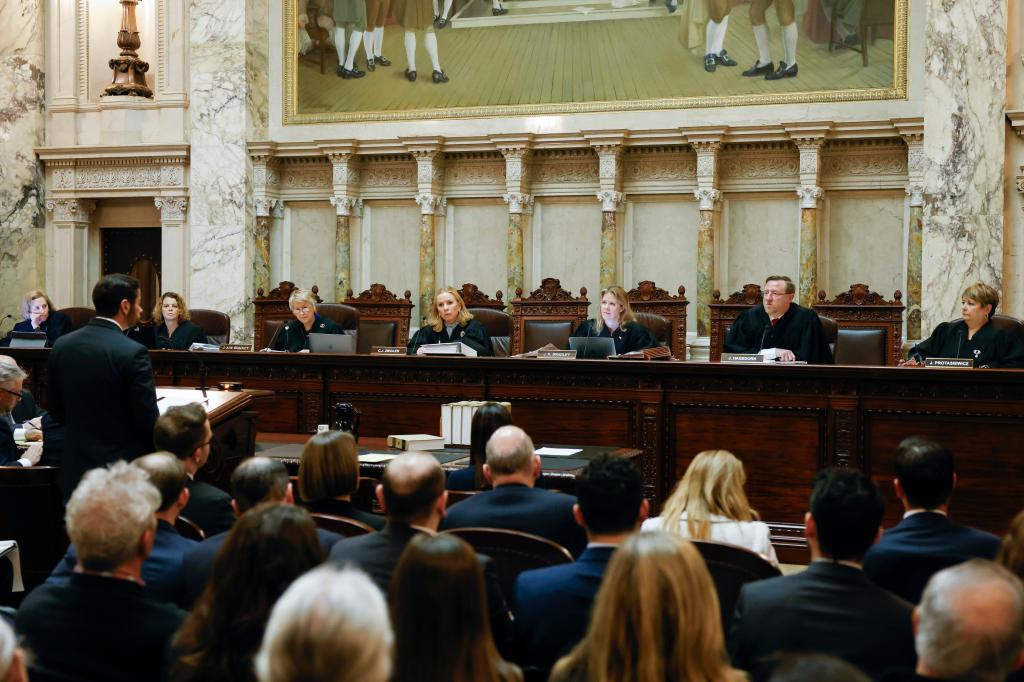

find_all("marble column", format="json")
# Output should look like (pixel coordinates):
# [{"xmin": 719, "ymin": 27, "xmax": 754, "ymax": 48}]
[
  {"xmin": 330, "ymin": 196, "xmax": 360, "ymax": 301},
  {"xmin": 189, "ymin": 0, "xmax": 270, "ymax": 342},
  {"xmin": 0, "ymin": 0, "xmax": 46, "ymax": 315},
  {"xmin": 416, "ymin": 194, "xmax": 443, "ymax": 323},
  {"xmin": 45, "ymin": 200, "xmax": 95, "ymax": 307},
  {"xmin": 597, "ymin": 191, "xmax": 624, "ymax": 291},
  {"xmin": 252, "ymin": 198, "xmax": 276, "ymax": 297},
  {"xmin": 694, "ymin": 189, "xmax": 721, "ymax": 337},
  {"xmin": 502, "ymin": 193, "xmax": 532, "ymax": 303},
  {"xmin": 797, "ymin": 186, "xmax": 823, "ymax": 308},
  {"xmin": 156, "ymin": 197, "xmax": 190, "ymax": 296},
  {"xmin": 921, "ymin": 0, "xmax": 1007, "ymax": 332},
  {"xmin": 906, "ymin": 187, "xmax": 924, "ymax": 340}
]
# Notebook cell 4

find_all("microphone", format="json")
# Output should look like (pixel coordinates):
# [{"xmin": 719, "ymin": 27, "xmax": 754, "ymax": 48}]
[
  {"xmin": 186, "ymin": 347, "xmax": 208, "ymax": 397},
  {"xmin": 908, "ymin": 344, "xmax": 924, "ymax": 363},
  {"xmin": 758, "ymin": 323, "xmax": 771, "ymax": 352},
  {"xmin": 581, "ymin": 321, "xmax": 594, "ymax": 359},
  {"xmin": 954, "ymin": 329, "xmax": 964, "ymax": 359},
  {"xmin": 0, "ymin": 314, "xmax": 15, "ymax": 338}
]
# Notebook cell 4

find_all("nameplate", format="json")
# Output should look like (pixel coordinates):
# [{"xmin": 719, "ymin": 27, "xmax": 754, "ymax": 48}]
[
  {"xmin": 721, "ymin": 353, "xmax": 764, "ymax": 363},
  {"xmin": 371, "ymin": 346, "xmax": 405, "ymax": 355},
  {"xmin": 924, "ymin": 357, "xmax": 973, "ymax": 368},
  {"xmin": 538, "ymin": 349, "xmax": 577, "ymax": 359},
  {"xmin": 219, "ymin": 343, "xmax": 252, "ymax": 352}
]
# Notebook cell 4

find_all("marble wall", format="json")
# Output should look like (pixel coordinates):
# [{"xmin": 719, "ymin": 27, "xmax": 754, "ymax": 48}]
[
  {"xmin": 286, "ymin": 202, "xmax": 336, "ymax": 295},
  {"xmin": 364, "ymin": 202, "xmax": 421, "ymax": 319},
  {"xmin": 724, "ymin": 196, "xmax": 799, "ymax": 295},
  {"xmin": 0, "ymin": 0, "xmax": 47, "ymax": 317},
  {"xmin": 534, "ymin": 200, "xmax": 603, "ymax": 306},
  {"xmin": 627, "ymin": 198, "xmax": 699, "ymax": 331},
  {"xmin": 825, "ymin": 193, "xmax": 905, "ymax": 298},
  {"xmin": 447, "ymin": 201, "xmax": 508, "ymax": 297}
]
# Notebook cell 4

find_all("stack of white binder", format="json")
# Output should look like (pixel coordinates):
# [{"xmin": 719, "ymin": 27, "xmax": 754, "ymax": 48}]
[{"xmin": 441, "ymin": 401, "xmax": 512, "ymax": 446}]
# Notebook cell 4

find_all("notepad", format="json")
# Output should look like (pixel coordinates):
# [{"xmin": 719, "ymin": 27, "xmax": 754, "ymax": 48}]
[
  {"xmin": 535, "ymin": 447, "xmax": 581, "ymax": 457},
  {"xmin": 359, "ymin": 453, "xmax": 399, "ymax": 463}
]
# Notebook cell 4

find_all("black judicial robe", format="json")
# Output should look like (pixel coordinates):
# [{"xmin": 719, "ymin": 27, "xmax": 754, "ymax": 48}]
[
  {"xmin": 0, "ymin": 311, "xmax": 72, "ymax": 348},
  {"xmin": 155, "ymin": 320, "xmax": 208, "ymax": 350},
  {"xmin": 724, "ymin": 303, "xmax": 833, "ymax": 364},
  {"xmin": 271, "ymin": 315, "xmax": 344, "ymax": 352},
  {"xmin": 571, "ymin": 319, "xmax": 660, "ymax": 355},
  {"xmin": 407, "ymin": 319, "xmax": 492, "ymax": 356},
  {"xmin": 912, "ymin": 319, "xmax": 1024, "ymax": 368}
]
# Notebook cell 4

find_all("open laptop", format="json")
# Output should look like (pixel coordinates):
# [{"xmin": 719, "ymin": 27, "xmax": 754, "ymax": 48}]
[
  {"xmin": 8, "ymin": 331, "xmax": 47, "ymax": 349},
  {"xmin": 308, "ymin": 332, "xmax": 357, "ymax": 354},
  {"xmin": 567, "ymin": 336, "xmax": 616, "ymax": 359}
]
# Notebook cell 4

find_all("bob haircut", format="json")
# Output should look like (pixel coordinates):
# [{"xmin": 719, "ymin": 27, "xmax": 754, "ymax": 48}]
[
  {"xmin": 288, "ymin": 288, "xmax": 319, "ymax": 313},
  {"xmin": 21, "ymin": 289, "xmax": 56, "ymax": 320},
  {"xmin": 962, "ymin": 282, "xmax": 999, "ymax": 318},
  {"xmin": 426, "ymin": 287, "xmax": 474, "ymax": 333},
  {"xmin": 152, "ymin": 291, "xmax": 191, "ymax": 323},
  {"xmin": 594, "ymin": 285, "xmax": 637, "ymax": 334},
  {"xmin": 298, "ymin": 430, "xmax": 360, "ymax": 502}
]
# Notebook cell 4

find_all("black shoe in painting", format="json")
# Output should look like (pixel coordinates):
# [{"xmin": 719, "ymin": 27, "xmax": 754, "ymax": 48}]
[
  {"xmin": 765, "ymin": 61, "xmax": 797, "ymax": 80},
  {"xmin": 704, "ymin": 54, "xmax": 716, "ymax": 72},
  {"xmin": 432, "ymin": 69, "xmax": 449, "ymax": 83},
  {"xmin": 715, "ymin": 50, "xmax": 737, "ymax": 66},
  {"xmin": 741, "ymin": 60, "xmax": 773, "ymax": 77},
  {"xmin": 405, "ymin": 68, "xmax": 417, "ymax": 81}
]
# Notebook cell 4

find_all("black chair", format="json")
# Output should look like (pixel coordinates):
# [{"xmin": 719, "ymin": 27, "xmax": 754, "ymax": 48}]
[
  {"xmin": 633, "ymin": 311, "xmax": 671, "ymax": 347},
  {"xmin": 834, "ymin": 328, "xmax": 886, "ymax": 365},
  {"xmin": 356, "ymin": 319, "xmax": 398, "ymax": 353},
  {"xmin": 189, "ymin": 308, "xmax": 231, "ymax": 345},
  {"xmin": 317, "ymin": 303, "xmax": 360, "ymax": 332},
  {"xmin": 446, "ymin": 490, "xmax": 477, "ymax": 507},
  {"xmin": 522, "ymin": 320, "xmax": 573, "ymax": 353},
  {"xmin": 175, "ymin": 515, "xmax": 206, "ymax": 541},
  {"xmin": 469, "ymin": 307, "xmax": 513, "ymax": 357},
  {"xmin": 441, "ymin": 527, "xmax": 573, "ymax": 599},
  {"xmin": 309, "ymin": 512, "xmax": 376, "ymax": 538},
  {"xmin": 57, "ymin": 307, "xmax": 95, "ymax": 332},
  {"xmin": 819, "ymin": 315, "xmax": 839, "ymax": 354},
  {"xmin": 690, "ymin": 539, "xmax": 781, "ymax": 635}
]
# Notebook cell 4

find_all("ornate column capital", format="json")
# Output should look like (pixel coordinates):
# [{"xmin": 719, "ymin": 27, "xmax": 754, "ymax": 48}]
[
  {"xmin": 330, "ymin": 195, "xmax": 363, "ymax": 217},
  {"xmin": 415, "ymin": 193, "xmax": 445, "ymax": 216},
  {"xmin": 155, "ymin": 196, "xmax": 189, "ymax": 222},
  {"xmin": 46, "ymin": 199, "xmax": 95, "ymax": 223},
  {"xmin": 796, "ymin": 185, "xmax": 823, "ymax": 209},
  {"xmin": 500, "ymin": 146, "xmax": 532, "ymax": 196},
  {"xmin": 691, "ymin": 141, "xmax": 721, "ymax": 186},
  {"xmin": 592, "ymin": 145, "xmax": 623, "ymax": 193},
  {"xmin": 597, "ymin": 190, "xmax": 625, "ymax": 212},
  {"xmin": 409, "ymin": 148, "xmax": 443, "ymax": 196},
  {"xmin": 326, "ymin": 152, "xmax": 361, "ymax": 193},
  {"xmin": 694, "ymin": 188, "xmax": 722, "ymax": 211},
  {"xmin": 253, "ymin": 198, "xmax": 280, "ymax": 218},
  {"xmin": 906, "ymin": 185, "xmax": 925, "ymax": 207},
  {"xmin": 793, "ymin": 137, "xmax": 826, "ymax": 187},
  {"xmin": 502, "ymin": 192, "xmax": 534, "ymax": 214}
]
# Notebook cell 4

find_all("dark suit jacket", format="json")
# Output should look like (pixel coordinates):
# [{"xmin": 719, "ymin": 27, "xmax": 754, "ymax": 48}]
[
  {"xmin": 863, "ymin": 512, "xmax": 1001, "ymax": 604},
  {"xmin": 513, "ymin": 545, "xmax": 615, "ymax": 670},
  {"xmin": 1, "ymin": 311, "xmax": 72, "ymax": 347},
  {"xmin": 446, "ymin": 466, "xmax": 478, "ymax": 491},
  {"xmin": 183, "ymin": 478, "xmax": 236, "ymax": 536},
  {"xmin": 47, "ymin": 318, "xmax": 159, "ymax": 497},
  {"xmin": 0, "ymin": 417, "xmax": 24, "ymax": 466},
  {"xmin": 724, "ymin": 303, "xmax": 833, "ymax": 364},
  {"xmin": 440, "ymin": 483, "xmax": 587, "ymax": 557},
  {"xmin": 304, "ymin": 498, "xmax": 386, "ymax": 530},
  {"xmin": 47, "ymin": 519, "xmax": 197, "ymax": 608},
  {"xmin": 12, "ymin": 386, "xmax": 41, "ymax": 423},
  {"xmin": 181, "ymin": 523, "xmax": 341, "ymax": 608},
  {"xmin": 729, "ymin": 561, "xmax": 916, "ymax": 681},
  {"xmin": 16, "ymin": 572, "xmax": 185, "ymax": 682}
]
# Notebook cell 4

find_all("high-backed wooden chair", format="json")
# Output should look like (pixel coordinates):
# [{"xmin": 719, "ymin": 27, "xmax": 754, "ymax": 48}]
[
  {"xmin": 58, "ymin": 307, "xmax": 96, "ymax": 332},
  {"xmin": 441, "ymin": 527, "xmax": 573, "ymax": 599},
  {"xmin": 813, "ymin": 284, "xmax": 904, "ymax": 366},
  {"xmin": 344, "ymin": 284, "xmax": 414, "ymax": 351},
  {"xmin": 709, "ymin": 284, "xmax": 762, "ymax": 362},
  {"xmin": 460, "ymin": 283, "xmax": 512, "ymax": 355},
  {"xmin": 510, "ymin": 278, "xmax": 590, "ymax": 355},
  {"xmin": 189, "ymin": 309, "xmax": 231, "ymax": 345},
  {"xmin": 309, "ymin": 512, "xmax": 376, "ymax": 538},
  {"xmin": 458, "ymin": 283, "xmax": 506, "ymax": 311},
  {"xmin": 253, "ymin": 281, "xmax": 322, "ymax": 350},
  {"xmin": 689, "ymin": 539, "xmax": 781, "ymax": 636},
  {"xmin": 828, "ymin": 0, "xmax": 894, "ymax": 67},
  {"xmin": 626, "ymin": 281, "xmax": 689, "ymax": 360},
  {"xmin": 316, "ymin": 303, "xmax": 360, "ymax": 332},
  {"xmin": 834, "ymin": 328, "xmax": 887, "ymax": 365},
  {"xmin": 990, "ymin": 314, "xmax": 1024, "ymax": 347}
]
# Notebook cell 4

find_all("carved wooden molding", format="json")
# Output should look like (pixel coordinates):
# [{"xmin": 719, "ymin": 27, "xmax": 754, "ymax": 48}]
[
  {"xmin": 458, "ymin": 283, "xmax": 505, "ymax": 310},
  {"xmin": 345, "ymin": 283, "xmax": 413, "ymax": 304},
  {"xmin": 344, "ymin": 284, "xmax": 414, "ymax": 347},
  {"xmin": 511, "ymin": 277, "xmax": 591, "ymax": 355},
  {"xmin": 626, "ymin": 281, "xmax": 689, "ymax": 360},
  {"xmin": 515, "ymin": 277, "xmax": 586, "ymax": 302}
]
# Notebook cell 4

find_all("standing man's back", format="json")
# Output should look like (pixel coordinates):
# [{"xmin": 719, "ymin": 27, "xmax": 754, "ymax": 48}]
[{"xmin": 47, "ymin": 274, "xmax": 158, "ymax": 498}]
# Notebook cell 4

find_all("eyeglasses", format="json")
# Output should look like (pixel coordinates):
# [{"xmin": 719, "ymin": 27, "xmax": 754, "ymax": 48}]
[{"xmin": 0, "ymin": 387, "xmax": 23, "ymax": 400}]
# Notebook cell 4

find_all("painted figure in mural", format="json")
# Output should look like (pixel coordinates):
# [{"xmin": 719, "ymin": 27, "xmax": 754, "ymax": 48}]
[
  {"xmin": 394, "ymin": 0, "xmax": 449, "ymax": 83},
  {"xmin": 363, "ymin": 0, "xmax": 393, "ymax": 70},
  {"xmin": 297, "ymin": 0, "xmax": 337, "ymax": 55},
  {"xmin": 703, "ymin": 0, "xmax": 738, "ymax": 72},
  {"xmin": 742, "ymin": 0, "xmax": 800, "ymax": 80},
  {"xmin": 334, "ymin": 0, "xmax": 370, "ymax": 78},
  {"xmin": 820, "ymin": 0, "xmax": 864, "ymax": 47}
]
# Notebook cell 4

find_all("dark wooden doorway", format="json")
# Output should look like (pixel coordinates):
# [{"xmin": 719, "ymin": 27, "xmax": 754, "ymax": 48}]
[{"xmin": 101, "ymin": 227, "xmax": 162, "ymax": 322}]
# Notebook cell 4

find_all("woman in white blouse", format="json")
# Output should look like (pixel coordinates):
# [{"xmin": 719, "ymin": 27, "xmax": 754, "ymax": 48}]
[{"xmin": 642, "ymin": 449, "xmax": 778, "ymax": 566}]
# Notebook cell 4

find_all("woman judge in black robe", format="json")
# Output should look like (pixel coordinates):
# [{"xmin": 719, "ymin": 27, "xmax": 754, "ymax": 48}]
[
  {"xmin": 570, "ymin": 285, "xmax": 659, "ymax": 355},
  {"xmin": 407, "ymin": 287, "xmax": 492, "ymax": 355},
  {"xmin": 270, "ymin": 287, "xmax": 344, "ymax": 353},
  {"xmin": 903, "ymin": 282, "xmax": 1024, "ymax": 368},
  {"xmin": 153, "ymin": 292, "xmax": 209, "ymax": 350}
]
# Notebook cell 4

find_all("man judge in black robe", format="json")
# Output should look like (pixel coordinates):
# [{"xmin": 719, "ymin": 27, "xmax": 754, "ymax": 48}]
[{"xmin": 724, "ymin": 275, "xmax": 833, "ymax": 364}]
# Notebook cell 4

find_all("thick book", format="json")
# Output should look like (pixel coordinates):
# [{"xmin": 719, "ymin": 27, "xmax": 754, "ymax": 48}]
[
  {"xmin": 419, "ymin": 342, "xmax": 478, "ymax": 357},
  {"xmin": 386, "ymin": 434, "xmax": 445, "ymax": 451}
]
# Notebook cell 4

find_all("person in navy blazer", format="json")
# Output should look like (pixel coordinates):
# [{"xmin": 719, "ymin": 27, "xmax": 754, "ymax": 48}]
[
  {"xmin": 864, "ymin": 437, "xmax": 1000, "ymax": 604},
  {"xmin": 512, "ymin": 455, "xmax": 649, "ymax": 673},
  {"xmin": 0, "ymin": 289, "xmax": 71, "ymax": 348},
  {"xmin": 47, "ymin": 274, "xmax": 159, "ymax": 498},
  {"xmin": 440, "ymin": 425, "xmax": 588, "ymax": 557}
]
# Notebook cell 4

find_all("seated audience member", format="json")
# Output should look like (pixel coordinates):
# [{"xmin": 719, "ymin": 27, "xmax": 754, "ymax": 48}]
[
  {"xmin": 883, "ymin": 560, "xmax": 1024, "ymax": 682},
  {"xmin": 513, "ymin": 455, "xmax": 648, "ymax": 673},
  {"xmin": 643, "ymin": 449, "xmax": 778, "ymax": 566},
  {"xmin": 171, "ymin": 503, "xmax": 325, "ymax": 682},
  {"xmin": 255, "ymin": 566, "xmax": 393, "ymax": 682},
  {"xmin": 269, "ymin": 287, "xmax": 343, "ymax": 352},
  {"xmin": 407, "ymin": 287, "xmax": 492, "ymax": 356},
  {"xmin": 551, "ymin": 531, "xmax": 744, "ymax": 682},
  {"xmin": 0, "ymin": 363, "xmax": 41, "ymax": 467},
  {"xmin": 153, "ymin": 403, "xmax": 235, "ymax": 536},
  {"xmin": 998, "ymin": 508, "xmax": 1024, "ymax": 580},
  {"xmin": 16, "ymin": 462, "xmax": 185, "ymax": 682},
  {"xmin": 48, "ymin": 453, "xmax": 197, "ymax": 607},
  {"xmin": 154, "ymin": 292, "xmax": 209, "ymax": 350},
  {"xmin": 298, "ymin": 430, "xmax": 384, "ymax": 529},
  {"xmin": 0, "ymin": 289, "xmax": 71, "ymax": 348},
  {"xmin": 441, "ymin": 425, "xmax": 587, "ymax": 557},
  {"xmin": 0, "ymin": 356, "xmax": 41, "ymax": 427},
  {"xmin": 864, "ymin": 437, "xmax": 1000, "ymax": 604},
  {"xmin": 729, "ymin": 468, "xmax": 915, "ymax": 682},
  {"xmin": 391, "ymin": 534, "xmax": 522, "ymax": 682},
  {"xmin": 447, "ymin": 401, "xmax": 512, "ymax": 491},
  {"xmin": 570, "ymin": 285, "xmax": 659, "ymax": 355},
  {"xmin": 769, "ymin": 654, "xmax": 870, "ymax": 682},
  {"xmin": 0, "ymin": 618, "xmax": 27, "ymax": 682},
  {"xmin": 181, "ymin": 457, "xmax": 341, "ymax": 607}
]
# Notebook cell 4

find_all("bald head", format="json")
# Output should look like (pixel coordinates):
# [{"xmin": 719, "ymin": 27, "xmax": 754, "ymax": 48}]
[
  {"xmin": 380, "ymin": 453, "xmax": 445, "ymax": 524},
  {"xmin": 916, "ymin": 559, "xmax": 1024, "ymax": 682},
  {"xmin": 485, "ymin": 425, "xmax": 536, "ymax": 478},
  {"xmin": 0, "ymin": 355, "xmax": 16, "ymax": 367}
]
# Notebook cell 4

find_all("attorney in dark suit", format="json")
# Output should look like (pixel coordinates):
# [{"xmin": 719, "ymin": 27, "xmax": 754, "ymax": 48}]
[
  {"xmin": 441, "ymin": 425, "xmax": 588, "ymax": 557},
  {"xmin": 513, "ymin": 455, "xmax": 649, "ymax": 673},
  {"xmin": 47, "ymin": 274, "xmax": 159, "ymax": 498},
  {"xmin": 863, "ymin": 437, "xmax": 1000, "ymax": 604},
  {"xmin": 153, "ymin": 402, "xmax": 235, "ymax": 536},
  {"xmin": 16, "ymin": 461, "xmax": 185, "ymax": 682},
  {"xmin": 181, "ymin": 457, "xmax": 341, "ymax": 607},
  {"xmin": 725, "ymin": 275, "xmax": 833, "ymax": 363},
  {"xmin": 729, "ymin": 468, "xmax": 915, "ymax": 681},
  {"xmin": 298, "ymin": 430, "xmax": 384, "ymax": 529},
  {"xmin": 0, "ymin": 289, "xmax": 71, "ymax": 348},
  {"xmin": 153, "ymin": 291, "xmax": 208, "ymax": 350},
  {"xmin": 0, "ymin": 362, "xmax": 41, "ymax": 467}
]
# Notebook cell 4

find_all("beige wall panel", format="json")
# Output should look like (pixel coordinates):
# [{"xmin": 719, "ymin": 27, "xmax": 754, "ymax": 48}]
[
  {"xmin": 367, "ymin": 203, "xmax": 421, "ymax": 321},
  {"xmin": 288, "ymin": 202, "xmax": 336, "ymax": 297},
  {"xmin": 725, "ymin": 196, "xmax": 798, "ymax": 293},
  {"xmin": 826, "ymin": 193, "xmax": 905, "ymax": 299},
  {"xmin": 630, "ymin": 199, "xmax": 699, "ymax": 332},
  {"xmin": 451, "ymin": 202, "xmax": 508, "ymax": 297},
  {"xmin": 536, "ymin": 200, "xmax": 602, "ymax": 312}
]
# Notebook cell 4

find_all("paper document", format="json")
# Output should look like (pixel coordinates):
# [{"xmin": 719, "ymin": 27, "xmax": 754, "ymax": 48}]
[
  {"xmin": 359, "ymin": 453, "xmax": 399, "ymax": 463},
  {"xmin": 536, "ymin": 447, "xmax": 582, "ymax": 457}
]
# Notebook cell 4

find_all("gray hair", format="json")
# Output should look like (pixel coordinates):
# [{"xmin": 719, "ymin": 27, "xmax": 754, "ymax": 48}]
[
  {"xmin": 0, "ymin": 363, "xmax": 25, "ymax": 388},
  {"xmin": 65, "ymin": 461, "xmax": 160, "ymax": 571},
  {"xmin": 917, "ymin": 559, "xmax": 1024, "ymax": 682},
  {"xmin": 0, "ymin": 618, "xmax": 14, "ymax": 681},
  {"xmin": 255, "ymin": 565, "xmax": 393, "ymax": 682},
  {"xmin": 485, "ymin": 425, "xmax": 535, "ymax": 476},
  {"xmin": 287, "ymin": 288, "xmax": 318, "ymax": 312}
]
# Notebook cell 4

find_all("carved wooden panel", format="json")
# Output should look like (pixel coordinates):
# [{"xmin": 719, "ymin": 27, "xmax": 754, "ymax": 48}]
[
  {"xmin": 344, "ymin": 284, "xmax": 415, "ymax": 347},
  {"xmin": 813, "ymin": 284, "xmax": 905, "ymax": 366},
  {"xmin": 510, "ymin": 278, "xmax": 591, "ymax": 355},
  {"xmin": 458, "ymin": 283, "xmax": 505, "ymax": 311},
  {"xmin": 626, "ymin": 281, "xmax": 689, "ymax": 360}
]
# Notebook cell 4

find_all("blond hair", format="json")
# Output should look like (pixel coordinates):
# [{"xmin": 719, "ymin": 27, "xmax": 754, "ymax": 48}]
[
  {"xmin": 962, "ymin": 282, "xmax": 999, "ymax": 318},
  {"xmin": 659, "ymin": 450, "xmax": 759, "ymax": 539},
  {"xmin": 288, "ymin": 288, "xmax": 318, "ymax": 313},
  {"xmin": 21, "ymin": 289, "xmax": 55, "ymax": 320},
  {"xmin": 594, "ymin": 285, "xmax": 637, "ymax": 334},
  {"xmin": 426, "ymin": 287, "xmax": 474, "ymax": 333},
  {"xmin": 152, "ymin": 291, "xmax": 191, "ymax": 323},
  {"xmin": 551, "ymin": 531, "xmax": 744, "ymax": 682}
]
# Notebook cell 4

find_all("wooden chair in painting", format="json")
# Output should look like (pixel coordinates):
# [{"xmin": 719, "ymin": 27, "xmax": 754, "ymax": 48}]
[
  {"xmin": 510, "ymin": 278, "xmax": 590, "ymax": 355},
  {"xmin": 828, "ymin": 0, "xmax": 894, "ymax": 67},
  {"xmin": 344, "ymin": 284, "xmax": 415, "ymax": 352},
  {"xmin": 625, "ymin": 281, "xmax": 689, "ymax": 360}
]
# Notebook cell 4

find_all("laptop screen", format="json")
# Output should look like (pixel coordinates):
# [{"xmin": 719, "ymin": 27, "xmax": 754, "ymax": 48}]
[{"xmin": 567, "ymin": 336, "xmax": 616, "ymax": 359}]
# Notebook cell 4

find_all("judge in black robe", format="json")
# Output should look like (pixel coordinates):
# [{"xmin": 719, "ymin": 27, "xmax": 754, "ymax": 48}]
[
  {"xmin": 269, "ymin": 288, "xmax": 346, "ymax": 352},
  {"xmin": 570, "ymin": 285, "xmax": 660, "ymax": 356},
  {"xmin": 407, "ymin": 287, "xmax": 493, "ymax": 356},
  {"xmin": 155, "ymin": 320, "xmax": 208, "ymax": 350},
  {"xmin": 724, "ymin": 277, "xmax": 833, "ymax": 364}
]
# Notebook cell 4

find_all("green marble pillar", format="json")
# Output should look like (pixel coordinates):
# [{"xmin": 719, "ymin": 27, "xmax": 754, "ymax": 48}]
[
  {"xmin": 906, "ymin": 203, "xmax": 924, "ymax": 339},
  {"xmin": 600, "ymin": 211, "xmax": 617, "ymax": 291},
  {"xmin": 419, "ymin": 212, "xmax": 436, "ymax": 323},
  {"xmin": 696, "ymin": 209, "xmax": 715, "ymax": 336},
  {"xmin": 253, "ymin": 215, "xmax": 271, "ymax": 296},
  {"xmin": 507, "ymin": 212, "xmax": 523, "ymax": 303},
  {"xmin": 335, "ymin": 214, "xmax": 351, "ymax": 301},
  {"xmin": 798, "ymin": 206, "xmax": 818, "ymax": 308}
]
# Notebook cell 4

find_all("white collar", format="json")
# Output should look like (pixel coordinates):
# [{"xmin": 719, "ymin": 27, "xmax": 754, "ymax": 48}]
[
  {"xmin": 903, "ymin": 508, "xmax": 948, "ymax": 519},
  {"xmin": 813, "ymin": 557, "xmax": 863, "ymax": 570},
  {"xmin": 94, "ymin": 316, "xmax": 125, "ymax": 331}
]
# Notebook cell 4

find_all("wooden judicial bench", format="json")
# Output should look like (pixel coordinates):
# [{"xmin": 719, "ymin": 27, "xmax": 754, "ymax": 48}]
[{"xmin": 9, "ymin": 348, "xmax": 1024, "ymax": 564}]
